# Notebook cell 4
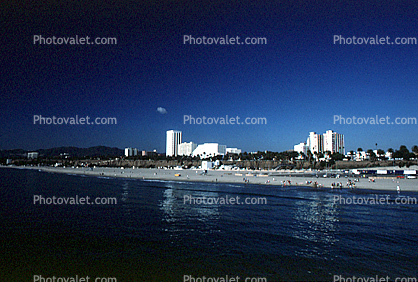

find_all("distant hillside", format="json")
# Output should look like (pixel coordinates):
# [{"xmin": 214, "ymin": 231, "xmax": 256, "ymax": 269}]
[{"xmin": 0, "ymin": 146, "xmax": 124, "ymax": 159}]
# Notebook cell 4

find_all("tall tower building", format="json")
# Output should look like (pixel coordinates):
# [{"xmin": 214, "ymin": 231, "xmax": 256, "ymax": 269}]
[
  {"xmin": 307, "ymin": 132, "xmax": 323, "ymax": 154},
  {"xmin": 166, "ymin": 130, "xmax": 182, "ymax": 157},
  {"xmin": 323, "ymin": 130, "xmax": 345, "ymax": 154}
]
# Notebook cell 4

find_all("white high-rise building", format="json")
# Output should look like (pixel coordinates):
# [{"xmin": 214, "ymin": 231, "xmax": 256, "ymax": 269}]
[
  {"xmin": 307, "ymin": 132, "xmax": 323, "ymax": 154},
  {"xmin": 192, "ymin": 143, "xmax": 226, "ymax": 159},
  {"xmin": 166, "ymin": 130, "xmax": 182, "ymax": 157},
  {"xmin": 323, "ymin": 130, "xmax": 345, "ymax": 154},
  {"xmin": 295, "ymin": 130, "xmax": 345, "ymax": 156},
  {"xmin": 125, "ymin": 148, "xmax": 132, "ymax": 157},
  {"xmin": 178, "ymin": 142, "xmax": 197, "ymax": 156}
]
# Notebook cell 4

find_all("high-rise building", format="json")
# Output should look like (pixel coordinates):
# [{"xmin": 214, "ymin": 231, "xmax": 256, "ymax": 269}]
[
  {"xmin": 299, "ymin": 130, "xmax": 344, "ymax": 155},
  {"xmin": 125, "ymin": 148, "xmax": 132, "ymax": 157},
  {"xmin": 166, "ymin": 130, "xmax": 182, "ymax": 157},
  {"xmin": 323, "ymin": 130, "xmax": 345, "ymax": 154},
  {"xmin": 307, "ymin": 132, "xmax": 323, "ymax": 154}
]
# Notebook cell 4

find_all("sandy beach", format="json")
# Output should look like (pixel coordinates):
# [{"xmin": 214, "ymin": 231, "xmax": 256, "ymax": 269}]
[{"xmin": 8, "ymin": 165, "xmax": 418, "ymax": 192}]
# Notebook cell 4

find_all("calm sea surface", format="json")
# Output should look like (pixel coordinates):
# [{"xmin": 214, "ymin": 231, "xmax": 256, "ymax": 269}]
[{"xmin": 1, "ymin": 167, "xmax": 417, "ymax": 281}]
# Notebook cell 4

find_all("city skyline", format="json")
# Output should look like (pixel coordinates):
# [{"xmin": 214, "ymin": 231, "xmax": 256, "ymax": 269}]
[{"xmin": 2, "ymin": 1, "xmax": 418, "ymax": 153}]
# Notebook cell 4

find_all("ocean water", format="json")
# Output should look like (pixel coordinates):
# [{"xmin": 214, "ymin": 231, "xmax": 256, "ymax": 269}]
[{"xmin": 1, "ymin": 167, "xmax": 417, "ymax": 282}]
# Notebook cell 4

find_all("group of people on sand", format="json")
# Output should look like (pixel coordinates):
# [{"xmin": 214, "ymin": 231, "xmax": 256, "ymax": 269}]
[
  {"xmin": 331, "ymin": 182, "xmax": 343, "ymax": 189},
  {"xmin": 346, "ymin": 179, "xmax": 356, "ymax": 188},
  {"xmin": 282, "ymin": 180, "xmax": 292, "ymax": 186}
]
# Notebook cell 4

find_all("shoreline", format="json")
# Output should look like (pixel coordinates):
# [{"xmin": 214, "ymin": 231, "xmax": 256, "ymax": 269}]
[{"xmin": 3, "ymin": 165, "xmax": 418, "ymax": 192}]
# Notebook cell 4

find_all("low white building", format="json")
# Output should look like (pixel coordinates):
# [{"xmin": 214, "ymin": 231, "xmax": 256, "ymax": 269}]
[
  {"xmin": 219, "ymin": 164, "xmax": 233, "ymax": 170},
  {"xmin": 355, "ymin": 151, "xmax": 368, "ymax": 161},
  {"xmin": 178, "ymin": 142, "xmax": 197, "ymax": 156},
  {"xmin": 293, "ymin": 142, "xmax": 308, "ymax": 156},
  {"xmin": 192, "ymin": 143, "xmax": 226, "ymax": 159},
  {"xmin": 125, "ymin": 147, "xmax": 138, "ymax": 157},
  {"xmin": 226, "ymin": 148, "xmax": 242, "ymax": 154},
  {"xmin": 27, "ymin": 152, "xmax": 39, "ymax": 159},
  {"xmin": 201, "ymin": 161, "xmax": 214, "ymax": 170}
]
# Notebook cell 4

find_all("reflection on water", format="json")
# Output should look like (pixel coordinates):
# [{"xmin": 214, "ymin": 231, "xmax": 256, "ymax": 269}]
[
  {"xmin": 292, "ymin": 194, "xmax": 340, "ymax": 258},
  {"xmin": 121, "ymin": 180, "xmax": 129, "ymax": 202},
  {"xmin": 160, "ymin": 187, "xmax": 220, "ymax": 222},
  {"xmin": 159, "ymin": 184, "xmax": 222, "ymax": 243}
]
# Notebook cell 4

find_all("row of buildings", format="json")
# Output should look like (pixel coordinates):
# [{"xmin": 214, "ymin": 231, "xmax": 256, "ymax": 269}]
[
  {"xmin": 294, "ymin": 130, "xmax": 345, "ymax": 156},
  {"xmin": 124, "ymin": 148, "xmax": 158, "ymax": 157},
  {"xmin": 166, "ymin": 130, "xmax": 241, "ymax": 158}
]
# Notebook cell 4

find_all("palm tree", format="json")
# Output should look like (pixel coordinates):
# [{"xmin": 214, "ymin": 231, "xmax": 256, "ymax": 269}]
[{"xmin": 307, "ymin": 150, "xmax": 313, "ymax": 165}]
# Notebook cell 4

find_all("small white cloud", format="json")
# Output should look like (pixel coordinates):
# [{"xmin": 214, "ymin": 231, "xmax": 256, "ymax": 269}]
[{"xmin": 157, "ymin": 107, "xmax": 167, "ymax": 114}]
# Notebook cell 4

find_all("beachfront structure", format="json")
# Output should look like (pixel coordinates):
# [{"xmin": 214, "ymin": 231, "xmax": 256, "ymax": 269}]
[
  {"xmin": 166, "ymin": 130, "xmax": 182, "ymax": 157},
  {"xmin": 27, "ymin": 152, "xmax": 39, "ymax": 159},
  {"xmin": 323, "ymin": 130, "xmax": 345, "ymax": 154},
  {"xmin": 124, "ymin": 147, "xmax": 138, "ymax": 157},
  {"xmin": 226, "ymin": 148, "xmax": 242, "ymax": 154},
  {"xmin": 192, "ymin": 143, "xmax": 226, "ymax": 159},
  {"xmin": 293, "ymin": 142, "xmax": 309, "ymax": 156},
  {"xmin": 201, "ymin": 160, "xmax": 214, "ymax": 170},
  {"xmin": 201, "ymin": 160, "xmax": 221, "ymax": 169},
  {"xmin": 178, "ymin": 142, "xmax": 197, "ymax": 156}
]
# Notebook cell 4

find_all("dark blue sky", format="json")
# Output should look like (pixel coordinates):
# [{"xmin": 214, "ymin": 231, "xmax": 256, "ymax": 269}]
[{"xmin": 2, "ymin": 0, "xmax": 417, "ymax": 152}]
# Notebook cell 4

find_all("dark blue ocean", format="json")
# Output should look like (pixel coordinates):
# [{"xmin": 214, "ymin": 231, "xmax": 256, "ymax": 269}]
[{"xmin": 1, "ymin": 167, "xmax": 417, "ymax": 282}]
